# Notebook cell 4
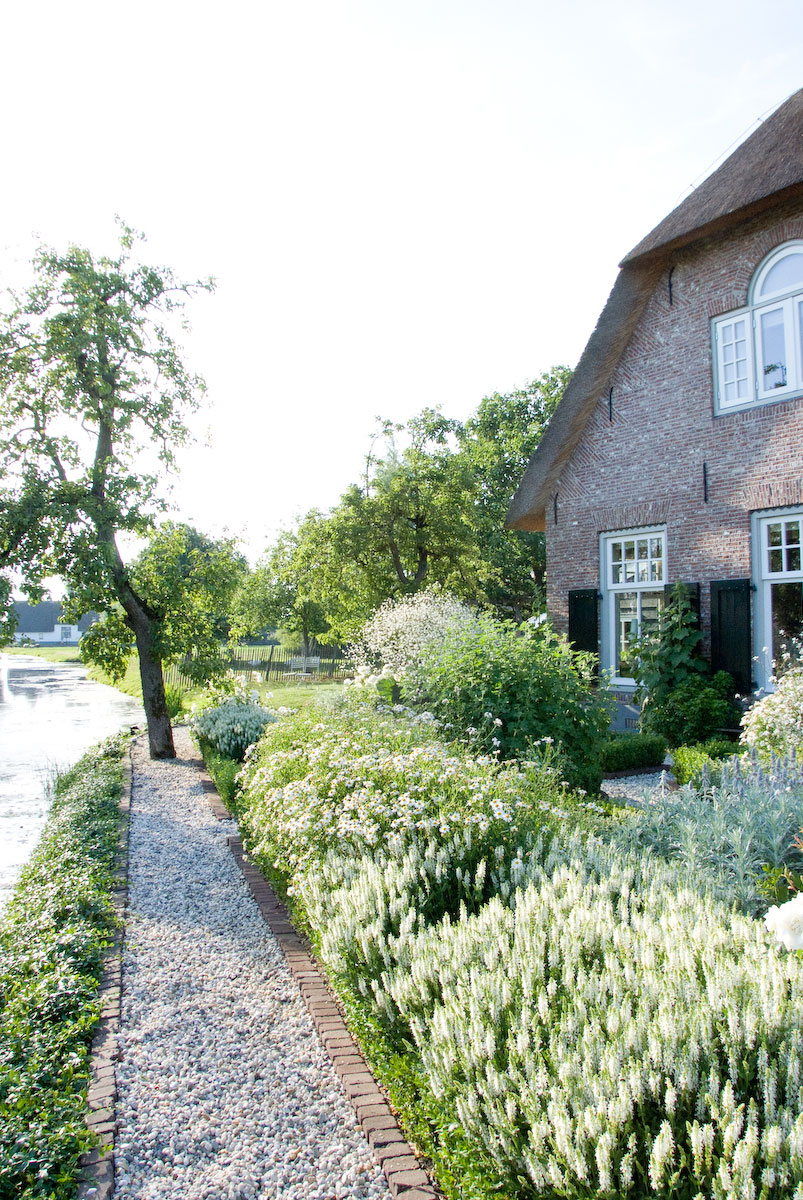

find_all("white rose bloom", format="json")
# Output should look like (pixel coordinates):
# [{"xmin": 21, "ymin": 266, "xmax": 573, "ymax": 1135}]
[{"xmin": 765, "ymin": 893, "xmax": 803, "ymax": 951}]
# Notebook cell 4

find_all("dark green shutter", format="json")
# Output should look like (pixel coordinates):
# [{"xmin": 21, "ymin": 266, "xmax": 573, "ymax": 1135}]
[
  {"xmin": 710, "ymin": 579, "xmax": 752, "ymax": 694},
  {"xmin": 568, "ymin": 589, "xmax": 599, "ymax": 657},
  {"xmin": 664, "ymin": 581, "xmax": 701, "ymax": 625}
]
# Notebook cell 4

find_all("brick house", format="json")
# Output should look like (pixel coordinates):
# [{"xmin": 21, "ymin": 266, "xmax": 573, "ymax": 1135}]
[{"xmin": 507, "ymin": 88, "xmax": 803, "ymax": 709}]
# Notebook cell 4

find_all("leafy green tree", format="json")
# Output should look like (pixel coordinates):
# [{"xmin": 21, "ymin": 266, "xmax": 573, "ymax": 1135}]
[
  {"xmin": 457, "ymin": 366, "xmax": 570, "ymax": 616},
  {"xmin": 0, "ymin": 230, "xmax": 212, "ymax": 757},
  {"xmin": 82, "ymin": 522, "xmax": 248, "ymax": 685},
  {"xmin": 286, "ymin": 410, "xmax": 497, "ymax": 642},
  {"xmin": 231, "ymin": 529, "xmax": 329, "ymax": 655}
]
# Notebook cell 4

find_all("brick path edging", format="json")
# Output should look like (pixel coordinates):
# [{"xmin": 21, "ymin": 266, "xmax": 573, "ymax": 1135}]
[
  {"xmin": 191, "ymin": 754, "xmax": 440, "ymax": 1200},
  {"xmin": 77, "ymin": 742, "xmax": 133, "ymax": 1200}
]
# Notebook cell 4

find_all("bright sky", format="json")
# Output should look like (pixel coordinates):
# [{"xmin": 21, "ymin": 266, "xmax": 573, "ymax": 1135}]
[{"xmin": 2, "ymin": 1, "xmax": 802, "ymax": 562}]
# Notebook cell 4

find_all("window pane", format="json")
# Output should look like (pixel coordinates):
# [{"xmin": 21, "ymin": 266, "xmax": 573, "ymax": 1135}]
[
  {"xmin": 770, "ymin": 548, "xmax": 783, "ymax": 573},
  {"xmin": 788, "ymin": 547, "xmax": 801, "ymax": 572},
  {"xmin": 615, "ymin": 592, "xmax": 638, "ymax": 678},
  {"xmin": 624, "ymin": 541, "xmax": 635, "ymax": 561},
  {"xmin": 771, "ymin": 582, "xmax": 803, "ymax": 661},
  {"xmin": 719, "ymin": 317, "xmax": 750, "ymax": 403},
  {"xmin": 785, "ymin": 520, "xmax": 801, "ymax": 546},
  {"xmin": 768, "ymin": 522, "xmax": 782, "ymax": 547},
  {"xmin": 637, "ymin": 539, "xmax": 648, "ymax": 559},
  {"xmin": 641, "ymin": 591, "xmax": 663, "ymax": 629},
  {"xmin": 650, "ymin": 538, "xmax": 662, "ymax": 558},
  {"xmin": 612, "ymin": 563, "xmax": 622, "ymax": 584},
  {"xmin": 611, "ymin": 542, "xmax": 622, "ymax": 562},
  {"xmin": 760, "ymin": 307, "xmax": 788, "ymax": 390},
  {"xmin": 759, "ymin": 251, "xmax": 803, "ymax": 298}
]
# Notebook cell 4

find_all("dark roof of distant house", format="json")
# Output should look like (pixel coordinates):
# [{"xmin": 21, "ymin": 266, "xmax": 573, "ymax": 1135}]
[
  {"xmin": 507, "ymin": 88, "xmax": 803, "ymax": 532},
  {"xmin": 13, "ymin": 601, "xmax": 98, "ymax": 633}
]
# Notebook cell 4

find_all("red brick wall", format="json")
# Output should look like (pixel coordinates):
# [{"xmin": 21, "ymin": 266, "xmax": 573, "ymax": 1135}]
[{"xmin": 547, "ymin": 200, "xmax": 803, "ymax": 660}]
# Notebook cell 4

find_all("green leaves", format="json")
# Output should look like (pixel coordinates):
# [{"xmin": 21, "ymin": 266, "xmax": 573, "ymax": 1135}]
[
  {"xmin": 0, "ymin": 231, "xmax": 215, "ymax": 753},
  {"xmin": 0, "ymin": 737, "xmax": 125, "ymax": 1199},
  {"xmin": 246, "ymin": 368, "xmax": 571, "ymax": 644}
]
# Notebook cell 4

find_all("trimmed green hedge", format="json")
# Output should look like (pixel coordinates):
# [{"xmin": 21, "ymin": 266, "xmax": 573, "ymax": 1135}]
[
  {"xmin": 0, "ymin": 735, "xmax": 125, "ymax": 1199},
  {"xmin": 600, "ymin": 732, "xmax": 666, "ymax": 773}
]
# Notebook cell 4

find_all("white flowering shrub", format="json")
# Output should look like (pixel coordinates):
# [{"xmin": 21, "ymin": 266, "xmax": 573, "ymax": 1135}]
[
  {"xmin": 191, "ymin": 699, "xmax": 276, "ymax": 762},
  {"xmin": 392, "ymin": 847, "xmax": 803, "ymax": 1200},
  {"xmin": 236, "ymin": 704, "xmax": 581, "ymax": 887},
  {"xmin": 766, "ymin": 892, "xmax": 803, "ymax": 951},
  {"xmin": 349, "ymin": 589, "xmax": 478, "ymax": 679},
  {"xmin": 741, "ymin": 666, "xmax": 803, "ymax": 759},
  {"xmin": 611, "ymin": 752, "xmax": 803, "ymax": 913},
  {"xmin": 233, "ymin": 692, "xmax": 803, "ymax": 1198}
]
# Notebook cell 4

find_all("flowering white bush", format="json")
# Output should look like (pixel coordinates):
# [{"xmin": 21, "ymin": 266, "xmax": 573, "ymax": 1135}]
[
  {"xmin": 191, "ymin": 699, "xmax": 276, "ymax": 762},
  {"xmin": 349, "ymin": 589, "xmax": 477, "ymax": 680},
  {"xmin": 306, "ymin": 829, "xmax": 803, "ymax": 1199},
  {"xmin": 236, "ymin": 705, "xmax": 576, "ymax": 884},
  {"xmin": 765, "ymin": 892, "xmax": 803, "ymax": 951},
  {"xmin": 741, "ymin": 665, "xmax": 803, "ymax": 759}
]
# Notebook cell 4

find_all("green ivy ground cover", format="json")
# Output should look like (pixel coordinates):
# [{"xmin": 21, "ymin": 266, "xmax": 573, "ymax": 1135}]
[{"xmin": 0, "ymin": 735, "xmax": 125, "ymax": 1199}]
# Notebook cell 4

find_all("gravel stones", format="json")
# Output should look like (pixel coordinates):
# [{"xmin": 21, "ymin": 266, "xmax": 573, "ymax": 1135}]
[
  {"xmin": 601, "ymin": 769, "xmax": 676, "ymax": 805},
  {"xmin": 113, "ymin": 729, "xmax": 392, "ymax": 1200}
]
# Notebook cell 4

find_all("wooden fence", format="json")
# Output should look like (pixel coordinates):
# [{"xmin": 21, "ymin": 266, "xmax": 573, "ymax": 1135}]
[{"xmin": 162, "ymin": 645, "xmax": 349, "ymax": 691}]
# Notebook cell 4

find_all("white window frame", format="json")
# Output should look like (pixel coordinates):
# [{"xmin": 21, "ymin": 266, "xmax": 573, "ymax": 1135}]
[
  {"xmin": 713, "ymin": 240, "xmax": 803, "ymax": 414},
  {"xmin": 600, "ymin": 526, "xmax": 667, "ymax": 687},
  {"xmin": 752, "ymin": 507, "xmax": 803, "ymax": 690}
]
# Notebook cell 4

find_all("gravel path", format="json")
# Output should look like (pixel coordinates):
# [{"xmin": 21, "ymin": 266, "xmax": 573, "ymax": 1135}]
[
  {"xmin": 113, "ymin": 729, "xmax": 393, "ymax": 1200},
  {"xmin": 601, "ymin": 769, "xmax": 676, "ymax": 805}
]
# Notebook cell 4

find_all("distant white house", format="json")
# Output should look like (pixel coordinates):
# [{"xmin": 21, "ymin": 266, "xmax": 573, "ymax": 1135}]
[{"xmin": 12, "ymin": 601, "xmax": 98, "ymax": 646}]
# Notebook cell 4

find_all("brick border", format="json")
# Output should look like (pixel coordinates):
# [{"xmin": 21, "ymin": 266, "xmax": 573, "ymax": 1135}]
[
  {"xmin": 189, "ymin": 751, "xmax": 439, "ymax": 1200},
  {"xmin": 76, "ymin": 742, "xmax": 133, "ymax": 1200}
]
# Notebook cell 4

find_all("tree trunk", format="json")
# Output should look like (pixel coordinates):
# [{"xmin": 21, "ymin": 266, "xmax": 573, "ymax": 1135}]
[
  {"xmin": 94, "ymin": 523, "xmax": 176, "ymax": 760},
  {"xmin": 132, "ymin": 622, "xmax": 175, "ymax": 759}
]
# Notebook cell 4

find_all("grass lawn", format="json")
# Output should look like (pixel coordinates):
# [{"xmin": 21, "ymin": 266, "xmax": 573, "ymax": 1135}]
[
  {"xmin": 86, "ymin": 654, "xmax": 345, "ymax": 714},
  {"xmin": 258, "ymin": 680, "xmax": 344, "ymax": 709},
  {"xmin": 2, "ymin": 645, "xmax": 84, "ymax": 664}
]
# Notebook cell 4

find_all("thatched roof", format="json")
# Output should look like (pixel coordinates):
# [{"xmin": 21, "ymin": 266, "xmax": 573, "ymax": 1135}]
[
  {"xmin": 507, "ymin": 88, "xmax": 803, "ymax": 532},
  {"xmin": 622, "ymin": 88, "xmax": 803, "ymax": 264}
]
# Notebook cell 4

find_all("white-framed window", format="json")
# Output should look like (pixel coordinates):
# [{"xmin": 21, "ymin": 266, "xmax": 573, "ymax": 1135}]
[
  {"xmin": 600, "ymin": 527, "xmax": 666, "ymax": 684},
  {"xmin": 713, "ymin": 241, "xmax": 803, "ymax": 413},
  {"xmin": 753, "ymin": 509, "xmax": 803, "ymax": 686}
]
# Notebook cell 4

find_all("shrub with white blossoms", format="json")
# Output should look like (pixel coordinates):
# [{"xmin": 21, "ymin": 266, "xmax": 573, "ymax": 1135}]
[
  {"xmin": 235, "ymin": 704, "xmax": 584, "ymax": 886},
  {"xmin": 349, "ymin": 589, "xmax": 478, "ymax": 680},
  {"xmin": 191, "ymin": 698, "xmax": 276, "ymax": 762},
  {"xmin": 741, "ymin": 664, "xmax": 803, "ymax": 759},
  {"xmin": 766, "ymin": 891, "xmax": 803, "ymax": 951},
  {"xmin": 307, "ymin": 828, "xmax": 803, "ymax": 1200}
]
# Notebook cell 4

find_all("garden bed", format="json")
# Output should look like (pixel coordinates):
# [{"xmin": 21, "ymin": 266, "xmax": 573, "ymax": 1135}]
[{"xmin": 0, "ymin": 735, "xmax": 127, "ymax": 1199}]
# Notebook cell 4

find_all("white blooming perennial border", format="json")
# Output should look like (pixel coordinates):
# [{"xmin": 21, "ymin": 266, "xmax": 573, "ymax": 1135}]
[{"xmin": 303, "ymin": 831, "xmax": 803, "ymax": 1199}]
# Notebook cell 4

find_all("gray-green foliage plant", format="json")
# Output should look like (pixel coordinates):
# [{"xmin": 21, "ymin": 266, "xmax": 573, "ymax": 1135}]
[
  {"xmin": 192, "ymin": 699, "xmax": 275, "ymax": 762},
  {"xmin": 0, "ymin": 736, "xmax": 124, "ymax": 1199},
  {"xmin": 612, "ymin": 751, "xmax": 803, "ymax": 913},
  {"xmin": 404, "ymin": 611, "xmax": 611, "ymax": 793}
]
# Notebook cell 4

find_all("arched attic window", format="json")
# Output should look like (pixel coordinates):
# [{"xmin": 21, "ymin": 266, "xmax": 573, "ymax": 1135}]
[{"xmin": 713, "ymin": 240, "xmax": 803, "ymax": 411}]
